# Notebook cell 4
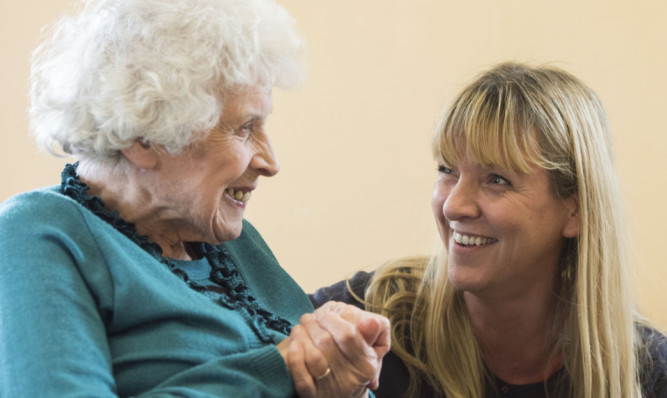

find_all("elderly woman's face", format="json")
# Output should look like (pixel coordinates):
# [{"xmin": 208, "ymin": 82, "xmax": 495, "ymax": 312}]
[
  {"xmin": 151, "ymin": 86, "xmax": 278, "ymax": 244},
  {"xmin": 432, "ymin": 156, "xmax": 579, "ymax": 300}
]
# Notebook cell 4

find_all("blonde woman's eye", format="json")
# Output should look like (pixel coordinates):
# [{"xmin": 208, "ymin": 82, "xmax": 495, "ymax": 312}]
[
  {"xmin": 437, "ymin": 165, "xmax": 454, "ymax": 174},
  {"xmin": 490, "ymin": 174, "xmax": 510, "ymax": 185}
]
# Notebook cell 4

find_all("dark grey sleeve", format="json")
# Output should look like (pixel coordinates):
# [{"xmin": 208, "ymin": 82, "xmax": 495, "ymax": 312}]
[
  {"xmin": 639, "ymin": 326, "xmax": 667, "ymax": 398},
  {"xmin": 308, "ymin": 271, "xmax": 374, "ymax": 310}
]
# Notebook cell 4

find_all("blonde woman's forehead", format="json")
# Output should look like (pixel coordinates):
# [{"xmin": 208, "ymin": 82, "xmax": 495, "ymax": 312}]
[{"xmin": 435, "ymin": 126, "xmax": 542, "ymax": 174}]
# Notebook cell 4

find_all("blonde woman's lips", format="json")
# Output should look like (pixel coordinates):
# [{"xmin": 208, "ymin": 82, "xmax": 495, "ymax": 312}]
[{"xmin": 452, "ymin": 230, "xmax": 497, "ymax": 247}]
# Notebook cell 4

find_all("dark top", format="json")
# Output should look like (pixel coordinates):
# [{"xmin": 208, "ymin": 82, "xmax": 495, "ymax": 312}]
[{"xmin": 311, "ymin": 271, "xmax": 667, "ymax": 398}]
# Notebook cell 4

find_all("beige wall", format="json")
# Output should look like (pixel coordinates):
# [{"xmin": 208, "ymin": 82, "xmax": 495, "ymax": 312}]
[{"xmin": 2, "ymin": 1, "xmax": 665, "ymax": 329}]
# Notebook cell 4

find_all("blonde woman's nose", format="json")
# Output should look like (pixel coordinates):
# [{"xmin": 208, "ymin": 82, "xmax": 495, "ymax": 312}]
[{"xmin": 443, "ymin": 179, "xmax": 481, "ymax": 221}]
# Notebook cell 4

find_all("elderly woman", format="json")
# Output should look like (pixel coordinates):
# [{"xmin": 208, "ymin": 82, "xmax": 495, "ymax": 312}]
[
  {"xmin": 0, "ymin": 0, "xmax": 390, "ymax": 397},
  {"xmin": 313, "ymin": 63, "xmax": 667, "ymax": 397}
]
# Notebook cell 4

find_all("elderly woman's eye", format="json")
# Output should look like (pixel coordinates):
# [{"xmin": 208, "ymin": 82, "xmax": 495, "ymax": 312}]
[{"xmin": 237, "ymin": 122, "xmax": 254, "ymax": 137}]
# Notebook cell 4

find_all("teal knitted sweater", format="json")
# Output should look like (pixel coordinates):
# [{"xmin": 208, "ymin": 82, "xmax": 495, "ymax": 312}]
[{"xmin": 0, "ymin": 173, "xmax": 314, "ymax": 397}]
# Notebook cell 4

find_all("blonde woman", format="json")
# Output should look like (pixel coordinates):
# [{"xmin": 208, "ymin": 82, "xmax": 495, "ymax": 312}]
[{"xmin": 312, "ymin": 63, "xmax": 667, "ymax": 398}]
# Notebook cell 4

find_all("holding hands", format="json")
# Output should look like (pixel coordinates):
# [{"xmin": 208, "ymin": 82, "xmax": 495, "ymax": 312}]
[{"xmin": 279, "ymin": 302, "xmax": 391, "ymax": 398}]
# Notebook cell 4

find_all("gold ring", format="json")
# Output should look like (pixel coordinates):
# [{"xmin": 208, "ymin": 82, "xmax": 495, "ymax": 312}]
[{"xmin": 316, "ymin": 367, "xmax": 331, "ymax": 380}]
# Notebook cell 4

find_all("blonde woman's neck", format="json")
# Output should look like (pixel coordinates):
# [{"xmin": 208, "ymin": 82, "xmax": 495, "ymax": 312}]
[{"xmin": 464, "ymin": 289, "xmax": 560, "ymax": 385}]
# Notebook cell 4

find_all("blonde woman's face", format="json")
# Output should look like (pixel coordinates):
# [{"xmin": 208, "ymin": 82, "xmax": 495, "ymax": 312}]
[{"xmin": 431, "ymin": 155, "xmax": 579, "ymax": 300}]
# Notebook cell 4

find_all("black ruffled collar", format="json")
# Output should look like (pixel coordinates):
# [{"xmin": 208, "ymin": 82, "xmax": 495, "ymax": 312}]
[{"xmin": 60, "ymin": 162, "xmax": 292, "ymax": 342}]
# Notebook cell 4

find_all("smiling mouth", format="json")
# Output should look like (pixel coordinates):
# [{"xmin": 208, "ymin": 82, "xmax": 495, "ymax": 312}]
[
  {"xmin": 452, "ymin": 231, "xmax": 497, "ymax": 247},
  {"xmin": 226, "ymin": 188, "xmax": 252, "ymax": 203}
]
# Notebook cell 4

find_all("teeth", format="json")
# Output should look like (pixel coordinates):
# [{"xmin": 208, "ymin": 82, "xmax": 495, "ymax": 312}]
[
  {"xmin": 453, "ymin": 231, "xmax": 493, "ymax": 247},
  {"xmin": 226, "ymin": 188, "xmax": 252, "ymax": 203}
]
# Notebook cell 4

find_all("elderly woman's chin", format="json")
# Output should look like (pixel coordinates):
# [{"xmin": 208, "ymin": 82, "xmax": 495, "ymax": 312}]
[
  {"xmin": 212, "ymin": 187, "xmax": 257, "ymax": 241},
  {"xmin": 213, "ymin": 223, "xmax": 243, "ymax": 243},
  {"xmin": 207, "ymin": 210, "xmax": 245, "ymax": 244}
]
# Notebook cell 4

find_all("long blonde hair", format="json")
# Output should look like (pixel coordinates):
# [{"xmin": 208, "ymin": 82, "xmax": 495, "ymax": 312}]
[{"xmin": 366, "ymin": 62, "xmax": 641, "ymax": 397}]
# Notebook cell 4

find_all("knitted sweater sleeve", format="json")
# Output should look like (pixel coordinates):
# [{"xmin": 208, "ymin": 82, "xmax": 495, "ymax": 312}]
[{"xmin": 0, "ymin": 190, "xmax": 294, "ymax": 398}]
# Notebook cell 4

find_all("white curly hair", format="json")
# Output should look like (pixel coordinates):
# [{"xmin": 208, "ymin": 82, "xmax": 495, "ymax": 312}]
[{"xmin": 29, "ymin": 0, "xmax": 306, "ymax": 173}]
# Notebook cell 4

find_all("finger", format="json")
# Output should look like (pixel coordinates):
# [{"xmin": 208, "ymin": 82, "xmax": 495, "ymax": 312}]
[
  {"xmin": 355, "ymin": 318, "xmax": 382, "ymax": 390},
  {"xmin": 291, "ymin": 322, "xmax": 332, "ymax": 379},
  {"xmin": 286, "ymin": 327, "xmax": 316, "ymax": 398},
  {"xmin": 356, "ymin": 317, "xmax": 380, "ymax": 345},
  {"xmin": 318, "ymin": 301, "xmax": 360, "ymax": 321},
  {"xmin": 317, "ymin": 301, "xmax": 340, "ymax": 313},
  {"xmin": 302, "ymin": 313, "xmax": 374, "ymax": 396},
  {"xmin": 300, "ymin": 312, "xmax": 372, "ymax": 386},
  {"xmin": 314, "ymin": 311, "xmax": 377, "ymax": 376},
  {"xmin": 319, "ymin": 303, "xmax": 389, "ymax": 349},
  {"xmin": 367, "ymin": 358, "xmax": 384, "ymax": 391},
  {"xmin": 358, "ymin": 317, "xmax": 391, "ymax": 357},
  {"xmin": 298, "ymin": 323, "xmax": 332, "ymax": 380},
  {"xmin": 358, "ymin": 316, "xmax": 391, "ymax": 391},
  {"xmin": 317, "ymin": 302, "xmax": 392, "ymax": 389},
  {"xmin": 318, "ymin": 303, "xmax": 392, "ymax": 359},
  {"xmin": 320, "ymin": 300, "xmax": 348, "ymax": 313},
  {"xmin": 299, "ymin": 313, "xmax": 340, "ymax": 364}
]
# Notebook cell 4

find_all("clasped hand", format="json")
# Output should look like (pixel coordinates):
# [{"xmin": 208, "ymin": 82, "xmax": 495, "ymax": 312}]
[{"xmin": 278, "ymin": 302, "xmax": 391, "ymax": 398}]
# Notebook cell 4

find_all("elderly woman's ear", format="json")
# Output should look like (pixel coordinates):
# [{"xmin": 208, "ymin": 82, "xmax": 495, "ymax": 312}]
[{"xmin": 121, "ymin": 139, "xmax": 159, "ymax": 170}]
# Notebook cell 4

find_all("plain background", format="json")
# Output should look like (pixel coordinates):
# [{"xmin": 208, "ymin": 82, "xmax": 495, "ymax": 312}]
[{"xmin": 1, "ymin": 1, "xmax": 665, "ymax": 329}]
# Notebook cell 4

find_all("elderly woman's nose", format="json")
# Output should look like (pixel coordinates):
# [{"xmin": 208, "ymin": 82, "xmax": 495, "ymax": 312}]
[
  {"xmin": 443, "ymin": 180, "xmax": 480, "ymax": 221},
  {"xmin": 252, "ymin": 135, "xmax": 280, "ymax": 176}
]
